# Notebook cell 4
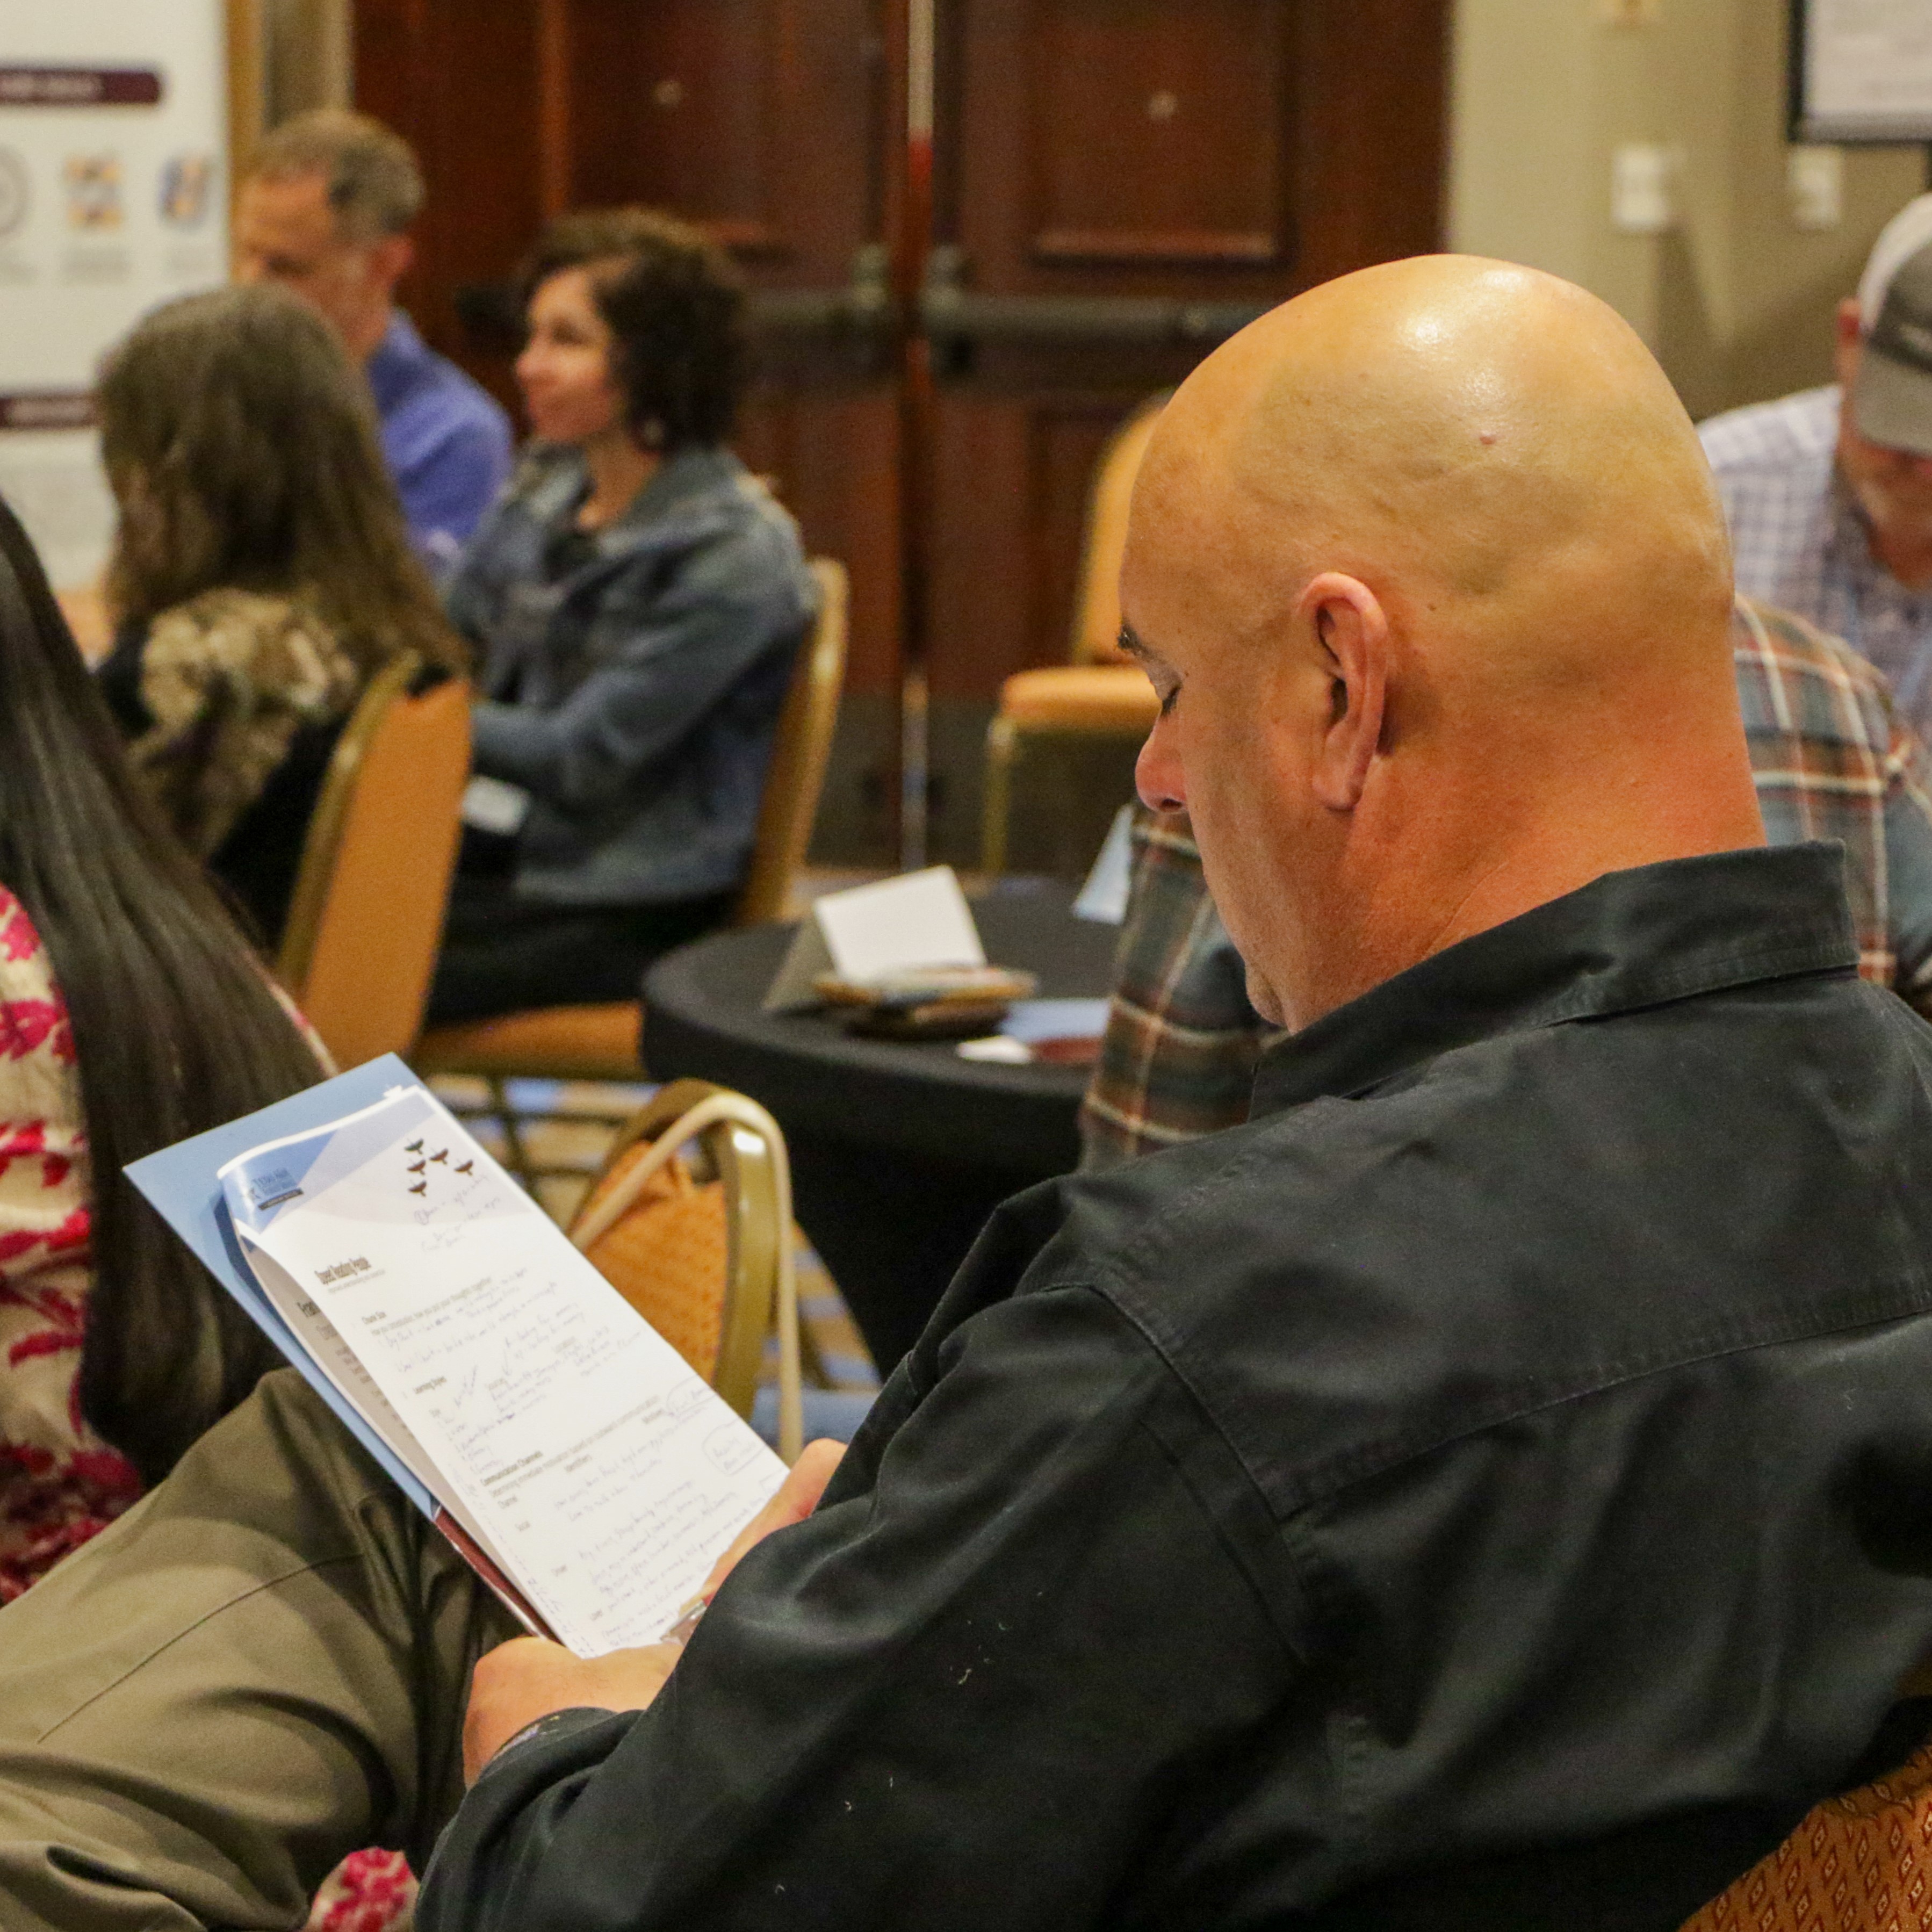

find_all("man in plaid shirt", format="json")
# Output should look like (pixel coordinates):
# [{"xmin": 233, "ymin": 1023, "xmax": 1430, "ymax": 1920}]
[
  {"xmin": 1082, "ymin": 597, "xmax": 1932, "ymax": 1167},
  {"xmin": 1699, "ymin": 196, "xmax": 1932, "ymax": 733}
]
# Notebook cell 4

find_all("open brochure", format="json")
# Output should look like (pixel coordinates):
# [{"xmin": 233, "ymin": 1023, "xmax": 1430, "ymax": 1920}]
[{"xmin": 126, "ymin": 1057, "xmax": 784, "ymax": 1659}]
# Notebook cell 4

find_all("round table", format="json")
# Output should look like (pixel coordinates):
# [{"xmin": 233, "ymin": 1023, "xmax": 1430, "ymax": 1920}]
[{"xmin": 642, "ymin": 881, "xmax": 1119, "ymax": 1374}]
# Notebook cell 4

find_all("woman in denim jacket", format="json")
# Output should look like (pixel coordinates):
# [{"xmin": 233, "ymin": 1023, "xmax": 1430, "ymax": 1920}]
[{"xmin": 430, "ymin": 208, "xmax": 817, "ymax": 1023}]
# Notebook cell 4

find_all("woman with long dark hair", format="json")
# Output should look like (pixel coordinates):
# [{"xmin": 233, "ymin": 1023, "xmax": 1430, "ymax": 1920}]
[
  {"xmin": 430, "ymin": 207, "xmax": 817, "ymax": 1023},
  {"xmin": 0, "ymin": 495, "xmax": 322, "ymax": 1593},
  {"xmin": 96, "ymin": 282, "xmax": 466, "ymax": 949}
]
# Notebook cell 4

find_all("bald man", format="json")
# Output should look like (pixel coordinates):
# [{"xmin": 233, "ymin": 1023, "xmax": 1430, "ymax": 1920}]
[{"xmin": 5, "ymin": 258, "xmax": 1932, "ymax": 1931}]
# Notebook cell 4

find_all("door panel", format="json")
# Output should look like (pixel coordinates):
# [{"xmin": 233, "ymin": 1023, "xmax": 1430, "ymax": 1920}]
[
  {"xmin": 1022, "ymin": 0, "xmax": 1288, "ymax": 272},
  {"xmin": 355, "ymin": 0, "xmax": 545, "ymax": 415},
  {"xmin": 562, "ymin": 0, "xmax": 884, "ymax": 285}
]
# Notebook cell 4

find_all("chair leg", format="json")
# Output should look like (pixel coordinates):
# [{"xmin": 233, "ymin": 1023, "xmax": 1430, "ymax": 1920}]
[
  {"xmin": 492, "ymin": 1074, "xmax": 537, "ymax": 1188},
  {"xmin": 798, "ymin": 1308, "xmax": 835, "ymax": 1390},
  {"xmin": 982, "ymin": 715, "xmax": 1018, "ymax": 877}
]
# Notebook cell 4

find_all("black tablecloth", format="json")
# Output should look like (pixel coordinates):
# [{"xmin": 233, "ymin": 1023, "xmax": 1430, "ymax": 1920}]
[{"xmin": 643, "ymin": 881, "xmax": 1120, "ymax": 1373}]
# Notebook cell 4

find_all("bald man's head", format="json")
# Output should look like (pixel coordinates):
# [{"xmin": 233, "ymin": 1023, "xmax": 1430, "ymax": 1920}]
[{"xmin": 1122, "ymin": 256, "xmax": 1762, "ymax": 1031}]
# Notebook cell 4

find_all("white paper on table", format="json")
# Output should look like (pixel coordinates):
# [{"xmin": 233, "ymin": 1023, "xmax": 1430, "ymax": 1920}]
[
  {"xmin": 1073, "ymin": 805, "xmax": 1136, "ymax": 925},
  {"xmin": 219, "ymin": 1086, "xmax": 783, "ymax": 1657},
  {"xmin": 763, "ymin": 864, "xmax": 986, "ymax": 1011}
]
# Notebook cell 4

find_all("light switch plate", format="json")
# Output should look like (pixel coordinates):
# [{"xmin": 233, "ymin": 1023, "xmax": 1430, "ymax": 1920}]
[
  {"xmin": 1787, "ymin": 146, "xmax": 1844, "ymax": 230},
  {"xmin": 1611, "ymin": 145, "xmax": 1677, "ymax": 234}
]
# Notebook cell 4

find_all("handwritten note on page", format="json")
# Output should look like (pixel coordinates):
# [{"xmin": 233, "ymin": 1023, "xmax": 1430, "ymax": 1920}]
[{"xmin": 219, "ymin": 1085, "xmax": 784, "ymax": 1657}]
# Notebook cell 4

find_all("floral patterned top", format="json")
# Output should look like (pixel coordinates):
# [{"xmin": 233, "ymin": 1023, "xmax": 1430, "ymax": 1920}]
[{"xmin": 0, "ymin": 886, "xmax": 141, "ymax": 1602}]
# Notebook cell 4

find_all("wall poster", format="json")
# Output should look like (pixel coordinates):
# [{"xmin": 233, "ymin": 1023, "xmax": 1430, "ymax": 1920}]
[
  {"xmin": 0, "ymin": 1, "xmax": 228, "ymax": 591},
  {"xmin": 1791, "ymin": 0, "xmax": 1932, "ymax": 145}
]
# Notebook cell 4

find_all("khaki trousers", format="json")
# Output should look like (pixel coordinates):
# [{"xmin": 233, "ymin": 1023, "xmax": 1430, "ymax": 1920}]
[{"xmin": 0, "ymin": 1369, "xmax": 516, "ymax": 1930}]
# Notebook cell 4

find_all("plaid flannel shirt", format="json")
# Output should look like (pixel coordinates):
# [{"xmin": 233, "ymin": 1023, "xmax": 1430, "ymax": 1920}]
[
  {"xmin": 1079, "ymin": 597, "xmax": 1932, "ymax": 1169},
  {"xmin": 1700, "ymin": 386, "xmax": 1932, "ymax": 734}
]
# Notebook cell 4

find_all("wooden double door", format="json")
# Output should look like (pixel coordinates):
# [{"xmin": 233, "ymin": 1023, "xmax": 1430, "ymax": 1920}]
[{"xmin": 355, "ymin": 0, "xmax": 1449, "ymax": 866}]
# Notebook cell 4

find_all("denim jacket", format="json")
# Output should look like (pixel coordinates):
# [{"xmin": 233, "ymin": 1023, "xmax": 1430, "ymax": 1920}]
[{"xmin": 448, "ymin": 444, "xmax": 816, "ymax": 907}]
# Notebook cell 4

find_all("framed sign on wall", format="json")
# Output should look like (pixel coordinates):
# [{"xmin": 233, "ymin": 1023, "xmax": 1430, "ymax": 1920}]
[
  {"xmin": 0, "ymin": 0, "xmax": 235, "ymax": 593},
  {"xmin": 1790, "ymin": 0, "xmax": 1932, "ymax": 145}
]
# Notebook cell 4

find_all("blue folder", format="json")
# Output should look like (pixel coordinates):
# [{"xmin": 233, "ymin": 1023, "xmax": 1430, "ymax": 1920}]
[{"xmin": 124, "ymin": 1055, "xmax": 436, "ymax": 1518}]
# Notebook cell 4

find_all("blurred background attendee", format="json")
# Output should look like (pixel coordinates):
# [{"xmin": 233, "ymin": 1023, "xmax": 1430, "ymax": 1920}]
[
  {"xmin": 0, "ymin": 493, "xmax": 325, "ymax": 1596},
  {"xmin": 1083, "ymin": 598, "xmax": 1932, "ymax": 1169},
  {"xmin": 237, "ymin": 108, "xmax": 512, "ymax": 573},
  {"xmin": 1701, "ymin": 196, "xmax": 1932, "ymax": 736},
  {"xmin": 95, "ymin": 284, "xmax": 466, "ymax": 951},
  {"xmin": 428, "ymin": 207, "xmax": 816, "ymax": 1026}
]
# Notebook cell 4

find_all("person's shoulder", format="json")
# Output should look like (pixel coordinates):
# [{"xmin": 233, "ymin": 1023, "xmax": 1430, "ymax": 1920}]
[
  {"xmin": 147, "ymin": 587, "xmax": 304, "ymax": 655},
  {"xmin": 1042, "ymin": 971, "xmax": 1928, "ymax": 1496},
  {"xmin": 419, "ymin": 343, "xmax": 513, "ymax": 442},
  {"xmin": 378, "ymin": 315, "xmax": 512, "ymax": 445},
  {"xmin": 1698, "ymin": 386, "xmax": 1840, "ymax": 479},
  {"xmin": 651, "ymin": 451, "xmax": 814, "ymax": 608},
  {"xmin": 1734, "ymin": 596, "xmax": 1897, "ymax": 750},
  {"xmin": 143, "ymin": 589, "xmax": 357, "ymax": 703}
]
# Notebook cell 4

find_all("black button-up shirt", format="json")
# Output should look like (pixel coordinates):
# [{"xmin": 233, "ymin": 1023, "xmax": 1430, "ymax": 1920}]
[{"xmin": 423, "ymin": 844, "xmax": 1932, "ymax": 1931}]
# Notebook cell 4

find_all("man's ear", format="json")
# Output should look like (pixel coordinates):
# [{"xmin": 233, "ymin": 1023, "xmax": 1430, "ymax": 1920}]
[
  {"xmin": 370, "ymin": 232, "xmax": 415, "ymax": 294},
  {"xmin": 1834, "ymin": 297, "xmax": 1864, "ymax": 390},
  {"xmin": 1299, "ymin": 572, "xmax": 1388, "ymax": 814}
]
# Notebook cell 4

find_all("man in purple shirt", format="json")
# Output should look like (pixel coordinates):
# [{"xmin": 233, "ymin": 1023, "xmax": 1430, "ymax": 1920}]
[{"xmin": 236, "ymin": 109, "xmax": 513, "ymax": 574}]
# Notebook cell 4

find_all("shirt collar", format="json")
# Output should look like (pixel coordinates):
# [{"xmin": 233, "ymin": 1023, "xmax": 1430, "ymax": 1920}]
[
  {"xmin": 526, "ymin": 444, "xmax": 746, "ymax": 554},
  {"xmin": 1250, "ymin": 843, "xmax": 1857, "ymax": 1116},
  {"xmin": 365, "ymin": 309, "xmax": 429, "ymax": 413}
]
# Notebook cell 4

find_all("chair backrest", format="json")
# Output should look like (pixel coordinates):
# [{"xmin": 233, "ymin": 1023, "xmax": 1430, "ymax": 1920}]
[
  {"xmin": 735, "ymin": 557, "xmax": 849, "ymax": 927},
  {"xmin": 1069, "ymin": 394, "xmax": 1169, "ymax": 665},
  {"xmin": 1679, "ymin": 1721, "xmax": 1932, "ymax": 1930},
  {"xmin": 569, "ymin": 1078, "xmax": 801, "ymax": 1456},
  {"xmin": 277, "ymin": 657, "xmax": 472, "ymax": 1069}
]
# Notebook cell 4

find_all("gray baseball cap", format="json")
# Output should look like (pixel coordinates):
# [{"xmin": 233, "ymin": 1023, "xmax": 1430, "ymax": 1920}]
[{"xmin": 1854, "ymin": 194, "xmax": 1932, "ymax": 458}]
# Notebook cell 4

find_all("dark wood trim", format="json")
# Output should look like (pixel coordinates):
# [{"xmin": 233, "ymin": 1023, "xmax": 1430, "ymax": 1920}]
[
  {"xmin": 1032, "ymin": 227, "xmax": 1279, "ymax": 267},
  {"xmin": 535, "ymin": 0, "xmax": 571, "ymax": 220},
  {"xmin": 227, "ymin": 0, "xmax": 265, "ymax": 203}
]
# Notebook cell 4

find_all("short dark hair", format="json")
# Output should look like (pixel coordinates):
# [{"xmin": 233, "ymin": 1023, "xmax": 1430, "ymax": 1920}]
[{"xmin": 520, "ymin": 207, "xmax": 748, "ymax": 450}]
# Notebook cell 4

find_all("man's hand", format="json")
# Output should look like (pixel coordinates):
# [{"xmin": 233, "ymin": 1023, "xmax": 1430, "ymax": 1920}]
[
  {"xmin": 464, "ymin": 1637, "xmax": 681, "ymax": 1784},
  {"xmin": 695, "ymin": 1437, "xmax": 845, "ymax": 1599},
  {"xmin": 463, "ymin": 1438, "xmax": 847, "ymax": 1784}
]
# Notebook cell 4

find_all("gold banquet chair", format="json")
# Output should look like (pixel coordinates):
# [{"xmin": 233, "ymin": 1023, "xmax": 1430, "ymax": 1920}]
[
  {"xmin": 569, "ymin": 1078, "xmax": 803, "ymax": 1463},
  {"xmin": 1678, "ymin": 1665, "xmax": 1932, "ymax": 1932},
  {"xmin": 982, "ymin": 395, "xmax": 1166, "ymax": 876},
  {"xmin": 412, "ymin": 558, "xmax": 850, "ymax": 1174},
  {"xmin": 277, "ymin": 655, "xmax": 472, "ymax": 1070}
]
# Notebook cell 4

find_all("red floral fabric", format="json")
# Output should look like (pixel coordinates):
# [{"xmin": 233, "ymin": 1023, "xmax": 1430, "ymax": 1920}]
[
  {"xmin": 0, "ymin": 889, "xmax": 140, "ymax": 1602},
  {"xmin": 308, "ymin": 1848, "xmax": 416, "ymax": 1930},
  {"xmin": 0, "ymin": 886, "xmax": 403, "ymax": 1927}
]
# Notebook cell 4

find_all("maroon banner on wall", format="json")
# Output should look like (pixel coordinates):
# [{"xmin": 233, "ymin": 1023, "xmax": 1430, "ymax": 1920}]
[
  {"xmin": 0, "ymin": 393, "xmax": 97, "ymax": 432},
  {"xmin": 0, "ymin": 68, "xmax": 164, "ymax": 109}
]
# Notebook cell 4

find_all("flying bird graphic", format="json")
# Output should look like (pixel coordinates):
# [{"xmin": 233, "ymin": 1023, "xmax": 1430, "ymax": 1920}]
[
  {"xmin": 430, "ymin": 1149, "xmax": 450, "ymax": 1164},
  {"xmin": 455, "ymin": 1160, "xmax": 474, "ymax": 1176},
  {"xmin": 408, "ymin": 1181, "xmax": 428, "ymax": 1196},
  {"xmin": 405, "ymin": 1140, "xmax": 424, "ymax": 1154},
  {"xmin": 408, "ymin": 1159, "xmax": 427, "ymax": 1175}
]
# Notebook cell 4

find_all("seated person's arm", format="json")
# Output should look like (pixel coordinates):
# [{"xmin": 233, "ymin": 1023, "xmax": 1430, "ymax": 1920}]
[
  {"xmin": 467, "ymin": 533, "xmax": 806, "ymax": 816},
  {"xmin": 405, "ymin": 415, "xmax": 514, "ymax": 577},
  {"xmin": 419, "ymin": 1271, "xmax": 1308, "ymax": 1932},
  {"xmin": 1883, "ymin": 712, "xmax": 1932, "ymax": 1021},
  {"xmin": 460, "ymin": 1440, "xmax": 846, "ymax": 1773}
]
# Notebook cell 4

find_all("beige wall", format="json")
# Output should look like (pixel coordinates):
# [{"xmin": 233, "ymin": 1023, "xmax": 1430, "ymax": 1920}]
[{"xmin": 1448, "ymin": 0, "xmax": 1926, "ymax": 420}]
